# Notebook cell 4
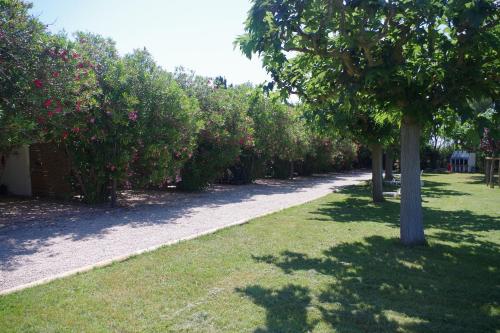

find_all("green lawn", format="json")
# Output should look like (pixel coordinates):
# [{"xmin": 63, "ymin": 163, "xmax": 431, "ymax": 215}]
[{"xmin": 1, "ymin": 173, "xmax": 499, "ymax": 332}]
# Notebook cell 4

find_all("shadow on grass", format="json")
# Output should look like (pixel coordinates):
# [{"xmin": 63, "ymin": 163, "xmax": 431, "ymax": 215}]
[
  {"xmin": 310, "ymin": 185, "xmax": 499, "ymax": 233},
  {"xmin": 246, "ymin": 236, "xmax": 499, "ymax": 332},
  {"xmin": 465, "ymin": 175, "xmax": 487, "ymax": 185},
  {"xmin": 238, "ymin": 183, "xmax": 499, "ymax": 332},
  {"xmin": 235, "ymin": 284, "xmax": 316, "ymax": 333},
  {"xmin": 421, "ymin": 180, "xmax": 472, "ymax": 198}
]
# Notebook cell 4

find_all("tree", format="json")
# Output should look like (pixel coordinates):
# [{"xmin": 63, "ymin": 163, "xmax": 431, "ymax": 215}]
[
  {"xmin": 384, "ymin": 143, "xmax": 398, "ymax": 181},
  {"xmin": 237, "ymin": 0, "xmax": 499, "ymax": 245},
  {"xmin": 304, "ymin": 100, "xmax": 396, "ymax": 202},
  {"xmin": 0, "ymin": 0, "xmax": 50, "ymax": 154}
]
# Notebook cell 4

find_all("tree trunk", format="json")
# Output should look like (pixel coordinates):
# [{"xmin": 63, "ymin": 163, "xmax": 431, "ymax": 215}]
[
  {"xmin": 485, "ymin": 159, "xmax": 491, "ymax": 185},
  {"xmin": 289, "ymin": 160, "xmax": 294, "ymax": 179},
  {"xmin": 371, "ymin": 143, "xmax": 384, "ymax": 203},
  {"xmin": 400, "ymin": 114, "xmax": 426, "ymax": 245},
  {"xmin": 111, "ymin": 178, "xmax": 117, "ymax": 207},
  {"xmin": 384, "ymin": 152, "xmax": 394, "ymax": 181},
  {"xmin": 490, "ymin": 159, "xmax": 495, "ymax": 188},
  {"xmin": 0, "ymin": 151, "xmax": 9, "ymax": 181},
  {"xmin": 111, "ymin": 140, "xmax": 117, "ymax": 207}
]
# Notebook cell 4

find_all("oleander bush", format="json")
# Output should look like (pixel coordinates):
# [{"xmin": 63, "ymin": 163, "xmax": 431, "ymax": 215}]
[
  {"xmin": 174, "ymin": 70, "xmax": 254, "ymax": 190},
  {"xmin": 2, "ymin": 1, "xmax": 201, "ymax": 202},
  {"xmin": 247, "ymin": 91, "xmax": 311, "ymax": 179},
  {"xmin": 1, "ymin": 0, "xmax": 359, "ymax": 202}
]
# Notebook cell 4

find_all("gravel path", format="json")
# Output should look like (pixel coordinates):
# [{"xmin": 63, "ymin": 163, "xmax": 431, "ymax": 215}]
[{"xmin": 0, "ymin": 172, "xmax": 370, "ymax": 293}]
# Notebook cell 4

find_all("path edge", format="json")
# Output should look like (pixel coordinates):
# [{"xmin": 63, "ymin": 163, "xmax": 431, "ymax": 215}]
[{"xmin": 0, "ymin": 176, "xmax": 367, "ymax": 296}]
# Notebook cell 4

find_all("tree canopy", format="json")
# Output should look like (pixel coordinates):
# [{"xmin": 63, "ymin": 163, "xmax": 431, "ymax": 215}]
[{"xmin": 237, "ymin": 0, "xmax": 499, "ymax": 245}]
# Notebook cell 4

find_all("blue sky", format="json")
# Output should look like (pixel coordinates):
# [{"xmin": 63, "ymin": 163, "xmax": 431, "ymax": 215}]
[{"xmin": 29, "ymin": 0, "xmax": 269, "ymax": 85}]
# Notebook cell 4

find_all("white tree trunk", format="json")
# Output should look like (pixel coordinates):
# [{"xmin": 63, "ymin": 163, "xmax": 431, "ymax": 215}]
[
  {"xmin": 371, "ymin": 143, "xmax": 384, "ymax": 203},
  {"xmin": 400, "ymin": 114, "xmax": 426, "ymax": 245}
]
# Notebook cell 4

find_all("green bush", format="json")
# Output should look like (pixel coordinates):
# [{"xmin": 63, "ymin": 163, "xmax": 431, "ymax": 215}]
[
  {"xmin": 247, "ymin": 91, "xmax": 311, "ymax": 179},
  {"xmin": 29, "ymin": 30, "xmax": 200, "ymax": 202},
  {"xmin": 0, "ymin": 0, "xmax": 47, "ymax": 154},
  {"xmin": 174, "ymin": 72, "xmax": 253, "ymax": 190}
]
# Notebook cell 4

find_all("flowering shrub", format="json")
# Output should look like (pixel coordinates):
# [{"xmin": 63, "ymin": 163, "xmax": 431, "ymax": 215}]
[
  {"xmin": 2, "ymin": 0, "xmax": 357, "ymax": 202},
  {"xmin": 29, "ymin": 32, "xmax": 200, "ymax": 202},
  {"xmin": 123, "ymin": 50, "xmax": 200, "ymax": 188},
  {"xmin": 0, "ymin": 0, "xmax": 52, "ymax": 154},
  {"xmin": 247, "ymin": 91, "xmax": 311, "ymax": 179},
  {"xmin": 31, "ymin": 34, "xmax": 125, "ymax": 202},
  {"xmin": 174, "ymin": 70, "xmax": 254, "ymax": 190},
  {"xmin": 480, "ymin": 128, "xmax": 499, "ymax": 156}
]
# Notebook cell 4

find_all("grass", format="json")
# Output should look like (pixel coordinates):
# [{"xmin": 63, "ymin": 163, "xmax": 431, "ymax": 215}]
[{"xmin": 0, "ymin": 173, "xmax": 499, "ymax": 332}]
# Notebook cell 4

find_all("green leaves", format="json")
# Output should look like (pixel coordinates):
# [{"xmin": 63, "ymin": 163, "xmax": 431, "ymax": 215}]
[{"xmin": 237, "ymin": 0, "xmax": 499, "ymax": 132}]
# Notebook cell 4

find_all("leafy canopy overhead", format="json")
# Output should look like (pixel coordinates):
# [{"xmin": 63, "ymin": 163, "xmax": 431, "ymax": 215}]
[{"xmin": 237, "ymin": 0, "xmax": 499, "ymax": 121}]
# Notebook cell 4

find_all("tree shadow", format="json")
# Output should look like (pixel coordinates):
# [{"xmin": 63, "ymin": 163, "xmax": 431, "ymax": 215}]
[
  {"xmin": 249, "ymin": 236, "xmax": 499, "ymax": 332},
  {"xmin": 421, "ymin": 180, "xmax": 472, "ymax": 198},
  {"xmin": 235, "ymin": 284, "xmax": 316, "ymax": 333},
  {"xmin": 310, "ymin": 186, "xmax": 499, "ymax": 233},
  {"xmin": 240, "ymin": 179, "xmax": 499, "ymax": 332},
  {"xmin": 465, "ymin": 175, "xmax": 487, "ymax": 185}
]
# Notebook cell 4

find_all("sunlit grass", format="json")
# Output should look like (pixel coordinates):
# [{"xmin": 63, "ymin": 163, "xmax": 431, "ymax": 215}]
[{"xmin": 0, "ymin": 173, "xmax": 498, "ymax": 332}]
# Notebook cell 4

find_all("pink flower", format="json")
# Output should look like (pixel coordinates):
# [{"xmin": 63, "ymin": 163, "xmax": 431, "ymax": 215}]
[
  {"xmin": 78, "ymin": 62, "xmax": 85, "ymax": 68},
  {"xmin": 60, "ymin": 50, "xmax": 68, "ymax": 62},
  {"xmin": 34, "ymin": 79, "xmax": 43, "ymax": 88},
  {"xmin": 52, "ymin": 72, "xmax": 60, "ymax": 78},
  {"xmin": 75, "ymin": 101, "xmax": 81, "ymax": 112},
  {"xmin": 128, "ymin": 111, "xmax": 138, "ymax": 121},
  {"xmin": 72, "ymin": 127, "xmax": 80, "ymax": 134},
  {"xmin": 72, "ymin": 52, "xmax": 80, "ymax": 59},
  {"xmin": 62, "ymin": 131, "xmax": 69, "ymax": 140},
  {"xmin": 47, "ymin": 111, "xmax": 54, "ymax": 118},
  {"xmin": 54, "ymin": 101, "xmax": 62, "ymax": 113},
  {"xmin": 91, "ymin": 135, "xmax": 97, "ymax": 141},
  {"xmin": 43, "ymin": 99, "xmax": 52, "ymax": 109},
  {"xmin": 89, "ymin": 117, "xmax": 95, "ymax": 124}
]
